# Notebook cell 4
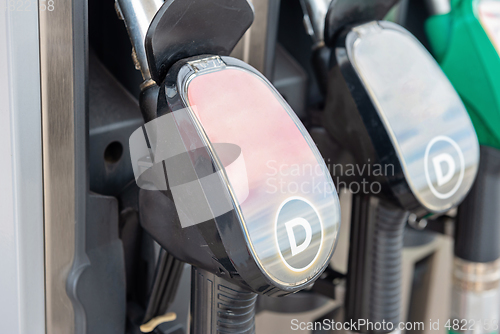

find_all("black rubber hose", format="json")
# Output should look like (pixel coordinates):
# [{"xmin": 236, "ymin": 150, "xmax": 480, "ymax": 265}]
[
  {"xmin": 191, "ymin": 267, "xmax": 257, "ymax": 334},
  {"xmin": 346, "ymin": 195, "xmax": 408, "ymax": 334},
  {"xmin": 142, "ymin": 249, "xmax": 184, "ymax": 325},
  {"xmin": 369, "ymin": 199, "xmax": 408, "ymax": 329}
]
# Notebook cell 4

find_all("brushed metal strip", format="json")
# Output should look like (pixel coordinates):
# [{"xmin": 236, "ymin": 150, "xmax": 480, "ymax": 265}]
[
  {"xmin": 232, "ymin": 0, "xmax": 269, "ymax": 72},
  {"xmin": 248, "ymin": 0, "xmax": 270, "ymax": 71},
  {"xmin": 231, "ymin": 0, "xmax": 280, "ymax": 78},
  {"xmin": 39, "ymin": 1, "xmax": 76, "ymax": 333}
]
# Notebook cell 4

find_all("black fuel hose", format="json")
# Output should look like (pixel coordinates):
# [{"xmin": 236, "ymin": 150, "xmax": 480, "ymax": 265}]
[
  {"xmin": 191, "ymin": 267, "xmax": 257, "ymax": 334},
  {"xmin": 346, "ymin": 194, "xmax": 408, "ymax": 334}
]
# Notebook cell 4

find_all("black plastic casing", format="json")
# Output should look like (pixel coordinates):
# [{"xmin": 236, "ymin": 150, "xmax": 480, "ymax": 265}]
[
  {"xmin": 324, "ymin": 26, "xmax": 419, "ymax": 213},
  {"xmin": 324, "ymin": 22, "xmax": 479, "ymax": 217},
  {"xmin": 139, "ymin": 56, "xmax": 334, "ymax": 296},
  {"xmin": 324, "ymin": 21, "xmax": 479, "ymax": 334},
  {"xmin": 456, "ymin": 146, "xmax": 500, "ymax": 263},
  {"xmin": 145, "ymin": 0, "xmax": 254, "ymax": 84}
]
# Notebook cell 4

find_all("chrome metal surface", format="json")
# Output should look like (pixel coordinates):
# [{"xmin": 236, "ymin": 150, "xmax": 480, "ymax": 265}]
[
  {"xmin": 231, "ymin": 0, "xmax": 279, "ymax": 78},
  {"xmin": 115, "ymin": 0, "xmax": 163, "ymax": 80},
  {"xmin": 408, "ymin": 213, "xmax": 428, "ymax": 230},
  {"xmin": 453, "ymin": 258, "xmax": 500, "ymax": 292},
  {"xmin": 175, "ymin": 58, "xmax": 341, "ymax": 287},
  {"xmin": 425, "ymin": 0, "xmax": 451, "ymax": 15},
  {"xmin": 451, "ymin": 258, "xmax": 500, "ymax": 334},
  {"xmin": 299, "ymin": 0, "xmax": 332, "ymax": 45},
  {"xmin": 346, "ymin": 21, "xmax": 479, "ymax": 213},
  {"xmin": 39, "ymin": 0, "xmax": 80, "ymax": 332}
]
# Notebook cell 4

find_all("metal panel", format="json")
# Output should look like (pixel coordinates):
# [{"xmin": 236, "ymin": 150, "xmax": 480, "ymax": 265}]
[
  {"xmin": 39, "ymin": 0, "xmax": 88, "ymax": 331},
  {"xmin": 0, "ymin": 1, "xmax": 45, "ymax": 333},
  {"xmin": 231, "ymin": 0, "xmax": 280, "ymax": 78}
]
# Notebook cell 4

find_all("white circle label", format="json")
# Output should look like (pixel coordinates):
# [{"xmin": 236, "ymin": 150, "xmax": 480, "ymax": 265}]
[
  {"xmin": 424, "ymin": 136, "xmax": 465, "ymax": 199},
  {"xmin": 274, "ymin": 197, "xmax": 323, "ymax": 272}
]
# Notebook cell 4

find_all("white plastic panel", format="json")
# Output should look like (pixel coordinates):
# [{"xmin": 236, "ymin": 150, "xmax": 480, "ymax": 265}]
[{"xmin": 0, "ymin": 3, "xmax": 45, "ymax": 334}]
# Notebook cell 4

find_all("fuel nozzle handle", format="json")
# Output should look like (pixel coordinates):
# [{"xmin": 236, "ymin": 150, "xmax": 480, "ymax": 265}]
[{"xmin": 324, "ymin": 18, "xmax": 479, "ymax": 334}]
